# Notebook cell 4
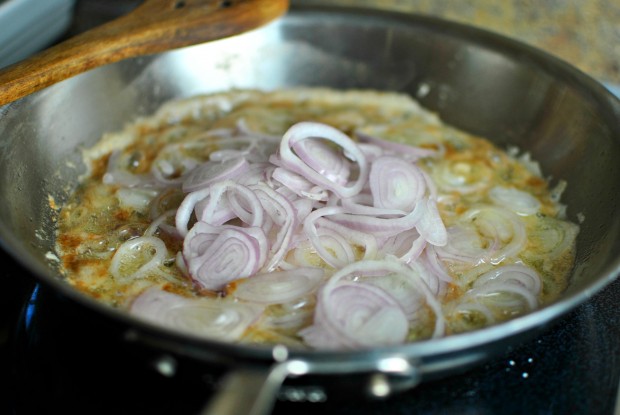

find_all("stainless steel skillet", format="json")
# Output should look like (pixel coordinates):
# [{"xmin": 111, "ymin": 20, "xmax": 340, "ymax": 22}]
[{"xmin": 1, "ymin": 4, "xmax": 619, "ymax": 415}]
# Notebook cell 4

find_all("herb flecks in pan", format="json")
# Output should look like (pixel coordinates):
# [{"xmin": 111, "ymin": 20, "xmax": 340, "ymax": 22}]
[{"xmin": 54, "ymin": 88, "xmax": 579, "ymax": 350}]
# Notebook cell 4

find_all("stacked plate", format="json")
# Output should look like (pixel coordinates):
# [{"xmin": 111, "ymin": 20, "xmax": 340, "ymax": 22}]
[{"xmin": 0, "ymin": 0, "xmax": 75, "ymax": 68}]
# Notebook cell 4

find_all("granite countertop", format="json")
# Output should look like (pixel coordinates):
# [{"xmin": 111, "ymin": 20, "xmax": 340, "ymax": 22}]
[
  {"xmin": 64, "ymin": 1, "xmax": 620, "ymax": 86},
  {"xmin": 296, "ymin": 0, "xmax": 620, "ymax": 86}
]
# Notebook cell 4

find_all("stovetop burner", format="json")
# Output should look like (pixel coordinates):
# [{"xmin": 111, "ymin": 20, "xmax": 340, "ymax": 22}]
[{"xmin": 2, "ymin": 241, "xmax": 619, "ymax": 414}]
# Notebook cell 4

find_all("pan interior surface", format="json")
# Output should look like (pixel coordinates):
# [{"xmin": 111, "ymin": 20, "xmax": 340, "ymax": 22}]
[{"xmin": 0, "ymin": 5, "xmax": 619, "ymax": 375}]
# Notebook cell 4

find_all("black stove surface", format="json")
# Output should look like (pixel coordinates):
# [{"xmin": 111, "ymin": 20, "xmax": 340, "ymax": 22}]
[
  {"xmin": 2, "ymin": 1, "xmax": 620, "ymax": 414},
  {"xmin": 2, "ymin": 246, "xmax": 620, "ymax": 415}
]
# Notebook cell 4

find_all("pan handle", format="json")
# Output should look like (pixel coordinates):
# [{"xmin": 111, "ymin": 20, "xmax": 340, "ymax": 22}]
[
  {"xmin": 199, "ymin": 354, "xmax": 422, "ymax": 415},
  {"xmin": 199, "ymin": 362, "xmax": 292, "ymax": 415}
]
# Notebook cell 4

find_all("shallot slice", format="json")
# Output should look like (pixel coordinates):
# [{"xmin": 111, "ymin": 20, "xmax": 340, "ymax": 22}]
[
  {"xmin": 438, "ymin": 205, "xmax": 527, "ymax": 265},
  {"xmin": 489, "ymin": 186, "xmax": 541, "ymax": 216},
  {"xmin": 355, "ymin": 130, "xmax": 439, "ymax": 160},
  {"xmin": 182, "ymin": 157, "xmax": 250, "ymax": 192},
  {"xmin": 129, "ymin": 287, "xmax": 263, "ymax": 341},
  {"xmin": 301, "ymin": 258, "xmax": 446, "ymax": 349},
  {"xmin": 369, "ymin": 155, "xmax": 426, "ymax": 211},
  {"xmin": 414, "ymin": 198, "xmax": 448, "ymax": 246},
  {"xmin": 278, "ymin": 122, "xmax": 369, "ymax": 198},
  {"xmin": 300, "ymin": 281, "xmax": 409, "ymax": 349},
  {"xmin": 252, "ymin": 183, "xmax": 298, "ymax": 271},
  {"xmin": 110, "ymin": 236, "xmax": 169, "ymax": 280},
  {"xmin": 183, "ymin": 222, "xmax": 268, "ymax": 290},
  {"xmin": 451, "ymin": 263, "xmax": 542, "ymax": 323},
  {"xmin": 473, "ymin": 263, "xmax": 541, "ymax": 295},
  {"xmin": 231, "ymin": 267, "xmax": 324, "ymax": 304},
  {"xmin": 291, "ymin": 138, "xmax": 351, "ymax": 185},
  {"xmin": 197, "ymin": 180, "xmax": 264, "ymax": 227}
]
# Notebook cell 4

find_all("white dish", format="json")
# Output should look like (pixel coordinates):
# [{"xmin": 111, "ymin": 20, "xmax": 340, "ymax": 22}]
[{"xmin": 0, "ymin": 0, "xmax": 75, "ymax": 68}]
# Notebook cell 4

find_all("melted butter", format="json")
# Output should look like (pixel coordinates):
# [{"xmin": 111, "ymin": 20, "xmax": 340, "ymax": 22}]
[{"xmin": 54, "ymin": 88, "xmax": 579, "ymax": 345}]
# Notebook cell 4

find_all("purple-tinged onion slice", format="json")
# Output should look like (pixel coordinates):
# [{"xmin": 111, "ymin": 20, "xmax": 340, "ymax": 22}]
[
  {"xmin": 473, "ymin": 263, "xmax": 541, "ymax": 295},
  {"xmin": 291, "ymin": 138, "xmax": 351, "ymax": 185},
  {"xmin": 300, "ymin": 281, "xmax": 409, "ymax": 349},
  {"xmin": 231, "ymin": 267, "xmax": 324, "ymax": 304},
  {"xmin": 182, "ymin": 157, "xmax": 250, "ymax": 192},
  {"xmin": 355, "ymin": 130, "xmax": 440, "ymax": 160},
  {"xmin": 300, "ymin": 258, "xmax": 446, "ymax": 349},
  {"xmin": 252, "ymin": 183, "xmax": 298, "ymax": 271},
  {"xmin": 129, "ymin": 287, "xmax": 264, "ymax": 341},
  {"xmin": 183, "ymin": 222, "xmax": 268, "ymax": 290},
  {"xmin": 369, "ymin": 156, "xmax": 426, "ymax": 211},
  {"xmin": 278, "ymin": 122, "xmax": 369, "ymax": 198}
]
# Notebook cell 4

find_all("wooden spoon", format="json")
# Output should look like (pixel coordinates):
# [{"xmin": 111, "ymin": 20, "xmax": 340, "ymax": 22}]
[{"xmin": 0, "ymin": 0, "xmax": 289, "ymax": 106}]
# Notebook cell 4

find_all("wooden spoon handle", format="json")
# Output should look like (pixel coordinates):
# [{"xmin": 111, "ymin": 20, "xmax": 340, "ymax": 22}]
[{"xmin": 0, "ymin": 0, "xmax": 289, "ymax": 106}]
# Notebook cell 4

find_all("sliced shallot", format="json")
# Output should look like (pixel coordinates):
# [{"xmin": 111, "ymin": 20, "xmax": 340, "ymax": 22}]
[
  {"xmin": 110, "ymin": 236, "xmax": 169, "ymax": 280},
  {"xmin": 129, "ymin": 287, "xmax": 263, "ymax": 341},
  {"xmin": 278, "ymin": 121, "xmax": 369, "ymax": 198},
  {"xmin": 183, "ymin": 222, "xmax": 268, "ymax": 290},
  {"xmin": 231, "ymin": 267, "xmax": 324, "ymax": 304}
]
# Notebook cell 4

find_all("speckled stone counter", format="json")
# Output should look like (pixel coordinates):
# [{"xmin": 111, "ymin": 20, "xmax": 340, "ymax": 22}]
[{"xmin": 296, "ymin": 0, "xmax": 620, "ymax": 85}]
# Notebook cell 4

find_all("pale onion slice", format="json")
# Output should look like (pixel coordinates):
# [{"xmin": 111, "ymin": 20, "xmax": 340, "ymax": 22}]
[
  {"xmin": 235, "ymin": 118, "xmax": 282, "ymax": 143},
  {"xmin": 357, "ymin": 142, "xmax": 385, "ymax": 161},
  {"xmin": 378, "ymin": 229, "xmax": 426, "ymax": 264},
  {"xmin": 149, "ymin": 133, "xmax": 228, "ymax": 186},
  {"xmin": 355, "ymin": 130, "xmax": 439, "ymax": 160},
  {"xmin": 129, "ymin": 287, "xmax": 264, "ymax": 341},
  {"xmin": 144, "ymin": 209, "xmax": 181, "ymax": 239},
  {"xmin": 325, "ymin": 258, "xmax": 446, "ymax": 338},
  {"xmin": 149, "ymin": 188, "xmax": 184, "ymax": 220},
  {"xmin": 116, "ymin": 187, "xmax": 159, "ymax": 211},
  {"xmin": 245, "ymin": 163, "xmax": 278, "ymax": 188},
  {"xmin": 469, "ymin": 283, "xmax": 538, "ymax": 311},
  {"xmin": 362, "ymin": 269, "xmax": 426, "ymax": 319},
  {"xmin": 464, "ymin": 206, "xmax": 527, "ymax": 264},
  {"xmin": 303, "ymin": 206, "xmax": 379, "ymax": 268},
  {"xmin": 301, "ymin": 258, "xmax": 445, "ymax": 349},
  {"xmin": 369, "ymin": 155, "xmax": 426, "ymax": 211},
  {"xmin": 278, "ymin": 121, "xmax": 369, "ymax": 198},
  {"xmin": 457, "ymin": 263, "xmax": 542, "ymax": 317},
  {"xmin": 183, "ymin": 222, "xmax": 268, "ymax": 290},
  {"xmin": 489, "ymin": 186, "xmax": 541, "ymax": 216},
  {"xmin": 432, "ymin": 158, "xmax": 492, "ymax": 194},
  {"xmin": 261, "ymin": 299, "xmax": 315, "ymax": 331},
  {"xmin": 291, "ymin": 138, "xmax": 351, "ymax": 185},
  {"xmin": 182, "ymin": 157, "xmax": 250, "ymax": 192},
  {"xmin": 447, "ymin": 301, "xmax": 497, "ymax": 331},
  {"xmin": 414, "ymin": 198, "xmax": 448, "ymax": 246},
  {"xmin": 473, "ymin": 263, "xmax": 541, "ymax": 295},
  {"xmin": 103, "ymin": 150, "xmax": 161, "ymax": 188},
  {"xmin": 311, "ymin": 226, "xmax": 357, "ymax": 269},
  {"xmin": 175, "ymin": 186, "xmax": 212, "ymax": 237},
  {"xmin": 232, "ymin": 267, "xmax": 324, "ymax": 304},
  {"xmin": 252, "ymin": 183, "xmax": 298, "ymax": 271},
  {"xmin": 328, "ymin": 201, "xmax": 424, "ymax": 238},
  {"xmin": 197, "ymin": 180, "xmax": 264, "ymax": 227},
  {"xmin": 302, "ymin": 206, "xmax": 353, "ymax": 268},
  {"xmin": 422, "ymin": 244, "xmax": 452, "ymax": 283},
  {"xmin": 300, "ymin": 281, "xmax": 409, "ymax": 349},
  {"xmin": 405, "ymin": 255, "xmax": 448, "ymax": 298},
  {"xmin": 340, "ymin": 193, "xmax": 407, "ymax": 217},
  {"xmin": 526, "ymin": 215, "xmax": 579, "ymax": 259},
  {"xmin": 110, "ymin": 236, "xmax": 169, "ymax": 280},
  {"xmin": 271, "ymin": 167, "xmax": 316, "ymax": 197},
  {"xmin": 436, "ymin": 225, "xmax": 487, "ymax": 264}
]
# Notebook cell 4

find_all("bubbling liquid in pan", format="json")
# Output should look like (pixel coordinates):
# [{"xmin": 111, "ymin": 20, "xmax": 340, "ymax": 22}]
[{"xmin": 54, "ymin": 88, "xmax": 579, "ymax": 350}]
